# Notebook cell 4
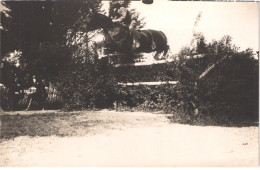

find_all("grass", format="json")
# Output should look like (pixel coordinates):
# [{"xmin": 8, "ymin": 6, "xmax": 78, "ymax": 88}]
[
  {"xmin": 0, "ymin": 109, "xmax": 152, "ymax": 140},
  {"xmin": 0, "ymin": 111, "xmax": 107, "ymax": 140}
]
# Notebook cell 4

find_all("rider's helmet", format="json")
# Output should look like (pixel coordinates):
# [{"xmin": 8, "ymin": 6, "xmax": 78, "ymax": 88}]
[
  {"xmin": 109, "ymin": 2, "xmax": 122, "ymax": 18},
  {"xmin": 110, "ymin": 0, "xmax": 129, "ymax": 11}
]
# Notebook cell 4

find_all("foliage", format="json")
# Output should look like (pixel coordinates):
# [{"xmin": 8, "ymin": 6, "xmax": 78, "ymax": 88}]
[
  {"xmin": 116, "ymin": 34, "xmax": 258, "ymax": 125},
  {"xmin": 1, "ymin": 0, "xmax": 102, "ymax": 82},
  {"xmin": 1, "ymin": 1, "xmax": 118, "ymax": 110},
  {"xmin": 55, "ymin": 56, "xmax": 117, "ymax": 110},
  {"xmin": 115, "ymin": 62, "xmax": 178, "ymax": 82},
  {"xmin": 178, "ymin": 34, "xmax": 258, "ymax": 122},
  {"xmin": 196, "ymin": 49, "xmax": 258, "ymax": 122}
]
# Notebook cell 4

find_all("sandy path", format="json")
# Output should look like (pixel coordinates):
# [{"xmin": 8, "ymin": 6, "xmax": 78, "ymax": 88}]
[{"xmin": 0, "ymin": 110, "xmax": 258, "ymax": 167}]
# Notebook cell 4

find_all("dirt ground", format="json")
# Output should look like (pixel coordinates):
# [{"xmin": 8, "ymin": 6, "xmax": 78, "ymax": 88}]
[{"xmin": 0, "ymin": 109, "xmax": 258, "ymax": 167}]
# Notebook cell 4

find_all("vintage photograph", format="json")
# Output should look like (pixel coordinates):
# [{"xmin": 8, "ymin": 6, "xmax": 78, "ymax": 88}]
[{"xmin": 0, "ymin": 0, "xmax": 259, "ymax": 167}]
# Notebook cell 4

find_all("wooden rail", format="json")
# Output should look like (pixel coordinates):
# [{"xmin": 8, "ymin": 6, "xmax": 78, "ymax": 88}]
[
  {"xmin": 198, "ymin": 55, "xmax": 229, "ymax": 80},
  {"xmin": 114, "ymin": 54, "xmax": 206, "ymax": 67},
  {"xmin": 115, "ymin": 59, "xmax": 175, "ymax": 67},
  {"xmin": 118, "ymin": 81, "xmax": 179, "ymax": 86}
]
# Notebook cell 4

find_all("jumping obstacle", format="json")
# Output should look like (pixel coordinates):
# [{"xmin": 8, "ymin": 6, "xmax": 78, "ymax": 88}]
[
  {"xmin": 114, "ymin": 56, "xmax": 179, "ymax": 110},
  {"xmin": 100, "ymin": 49, "xmax": 219, "ymax": 111},
  {"xmin": 112, "ymin": 53, "xmax": 205, "ymax": 86},
  {"xmin": 112, "ymin": 53, "xmax": 213, "ymax": 111}
]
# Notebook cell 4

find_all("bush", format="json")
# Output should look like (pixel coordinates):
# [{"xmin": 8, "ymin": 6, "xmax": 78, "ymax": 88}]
[
  {"xmin": 115, "ymin": 35, "xmax": 259, "ymax": 125},
  {"xmin": 56, "ymin": 56, "xmax": 117, "ymax": 110},
  {"xmin": 197, "ymin": 50, "xmax": 259, "ymax": 122}
]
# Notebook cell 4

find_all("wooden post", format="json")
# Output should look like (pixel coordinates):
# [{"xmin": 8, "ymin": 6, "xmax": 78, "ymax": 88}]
[
  {"xmin": 115, "ymin": 59, "xmax": 175, "ymax": 67},
  {"xmin": 0, "ymin": 84, "xmax": 5, "ymax": 112},
  {"xmin": 114, "ymin": 100, "xmax": 118, "ymax": 111}
]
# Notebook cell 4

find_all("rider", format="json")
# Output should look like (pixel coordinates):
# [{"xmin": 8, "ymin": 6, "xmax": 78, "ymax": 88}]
[
  {"xmin": 109, "ymin": 1, "xmax": 140, "ymax": 50},
  {"xmin": 109, "ymin": 1, "xmax": 138, "ymax": 30}
]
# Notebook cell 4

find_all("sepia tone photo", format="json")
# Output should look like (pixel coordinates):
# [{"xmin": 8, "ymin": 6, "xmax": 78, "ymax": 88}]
[{"xmin": 0, "ymin": 0, "xmax": 259, "ymax": 167}]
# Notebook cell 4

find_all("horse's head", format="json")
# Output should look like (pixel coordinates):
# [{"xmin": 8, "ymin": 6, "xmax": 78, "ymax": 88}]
[{"xmin": 86, "ymin": 12, "xmax": 114, "ymax": 32}]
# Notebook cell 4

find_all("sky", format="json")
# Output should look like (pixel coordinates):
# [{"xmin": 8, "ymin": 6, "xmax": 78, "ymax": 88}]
[{"xmin": 102, "ymin": 1, "xmax": 259, "ymax": 54}]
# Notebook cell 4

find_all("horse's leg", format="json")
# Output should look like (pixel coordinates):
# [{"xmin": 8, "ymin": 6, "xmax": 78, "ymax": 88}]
[
  {"xmin": 162, "ymin": 45, "xmax": 169, "ymax": 59},
  {"xmin": 154, "ymin": 51, "xmax": 161, "ymax": 60}
]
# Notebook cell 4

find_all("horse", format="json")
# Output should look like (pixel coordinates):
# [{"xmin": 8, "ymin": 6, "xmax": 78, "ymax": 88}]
[{"xmin": 86, "ymin": 12, "xmax": 169, "ymax": 60}]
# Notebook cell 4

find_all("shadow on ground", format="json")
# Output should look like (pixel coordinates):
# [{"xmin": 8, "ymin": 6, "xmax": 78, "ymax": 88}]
[
  {"xmin": 0, "ymin": 110, "xmax": 258, "ymax": 140},
  {"xmin": 0, "ymin": 112, "xmax": 106, "ymax": 140},
  {"xmin": 117, "ymin": 107, "xmax": 259, "ymax": 128},
  {"xmin": 167, "ymin": 114, "xmax": 259, "ymax": 128}
]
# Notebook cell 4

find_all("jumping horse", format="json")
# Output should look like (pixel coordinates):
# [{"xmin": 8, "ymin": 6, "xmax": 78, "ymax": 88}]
[{"xmin": 86, "ymin": 12, "xmax": 169, "ymax": 61}]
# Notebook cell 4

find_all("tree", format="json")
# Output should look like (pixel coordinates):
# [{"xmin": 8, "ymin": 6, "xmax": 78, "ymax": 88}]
[
  {"xmin": 1, "ymin": 0, "xmax": 120, "ymax": 110},
  {"xmin": 1, "ymin": 0, "xmax": 103, "ymax": 81}
]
